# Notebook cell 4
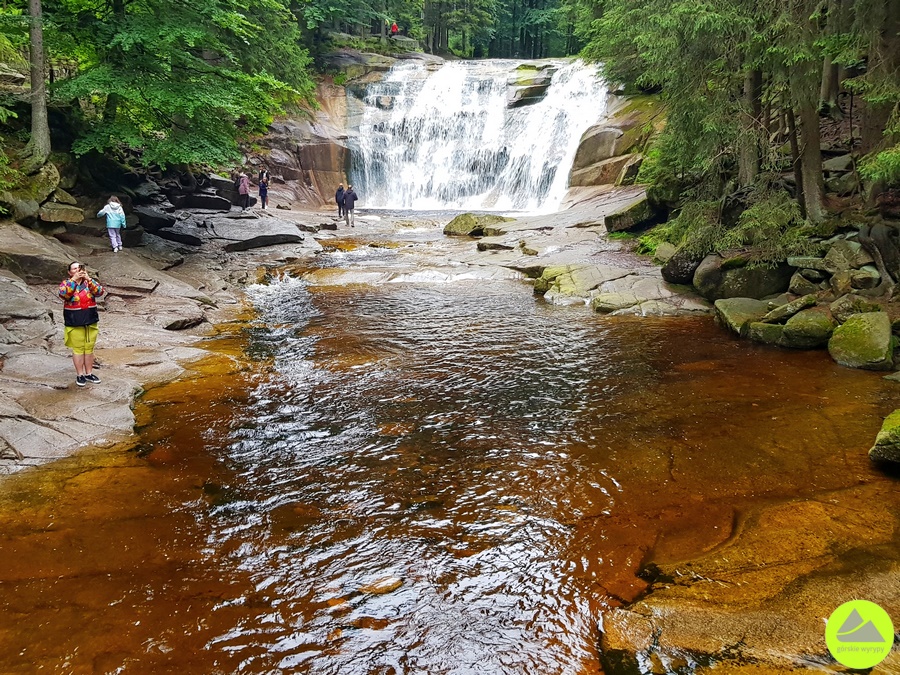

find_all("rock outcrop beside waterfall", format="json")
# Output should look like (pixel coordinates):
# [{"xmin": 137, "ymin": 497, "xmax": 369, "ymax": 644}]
[{"xmin": 0, "ymin": 202, "xmax": 324, "ymax": 473}]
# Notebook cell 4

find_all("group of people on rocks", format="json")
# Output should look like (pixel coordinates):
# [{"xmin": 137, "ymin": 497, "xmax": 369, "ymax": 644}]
[
  {"xmin": 335, "ymin": 183, "xmax": 359, "ymax": 227},
  {"xmin": 235, "ymin": 169, "xmax": 269, "ymax": 210},
  {"xmin": 63, "ymin": 177, "xmax": 363, "ymax": 388}
]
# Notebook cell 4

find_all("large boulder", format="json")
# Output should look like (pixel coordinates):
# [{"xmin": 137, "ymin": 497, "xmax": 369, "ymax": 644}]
[
  {"xmin": 714, "ymin": 298, "xmax": 769, "ymax": 337},
  {"xmin": 693, "ymin": 254, "xmax": 793, "ymax": 301},
  {"xmin": 830, "ymin": 294, "xmax": 883, "ymax": 324},
  {"xmin": 661, "ymin": 246, "xmax": 706, "ymax": 284},
  {"xmin": 443, "ymin": 213, "xmax": 515, "ymax": 237},
  {"xmin": 0, "ymin": 162, "xmax": 60, "ymax": 223},
  {"xmin": 780, "ymin": 309, "xmax": 835, "ymax": 349},
  {"xmin": 0, "ymin": 220, "xmax": 77, "ymax": 284},
  {"xmin": 604, "ymin": 195, "xmax": 655, "ymax": 233},
  {"xmin": 570, "ymin": 96, "xmax": 661, "ymax": 170},
  {"xmin": 569, "ymin": 155, "xmax": 635, "ymax": 188},
  {"xmin": 39, "ymin": 203, "xmax": 84, "ymax": 224},
  {"xmin": 869, "ymin": 410, "xmax": 900, "ymax": 464},
  {"xmin": 827, "ymin": 311, "xmax": 893, "ymax": 370},
  {"xmin": 133, "ymin": 206, "xmax": 177, "ymax": 232}
]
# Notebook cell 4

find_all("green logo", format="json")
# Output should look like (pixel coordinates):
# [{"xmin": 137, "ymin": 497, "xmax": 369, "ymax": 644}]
[{"xmin": 826, "ymin": 599, "xmax": 894, "ymax": 669}]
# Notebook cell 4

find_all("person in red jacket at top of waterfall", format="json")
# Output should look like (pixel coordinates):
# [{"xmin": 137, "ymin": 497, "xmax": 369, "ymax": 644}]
[{"xmin": 390, "ymin": 22, "xmax": 399, "ymax": 36}]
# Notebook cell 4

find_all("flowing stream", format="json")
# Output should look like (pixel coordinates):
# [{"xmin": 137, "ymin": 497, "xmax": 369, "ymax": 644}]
[
  {"xmin": 350, "ymin": 60, "xmax": 607, "ymax": 212},
  {"xmin": 0, "ymin": 229, "xmax": 892, "ymax": 674}
]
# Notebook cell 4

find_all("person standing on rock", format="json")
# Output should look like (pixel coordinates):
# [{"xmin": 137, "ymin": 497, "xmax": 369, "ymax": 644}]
[
  {"xmin": 335, "ymin": 183, "xmax": 345, "ymax": 219},
  {"xmin": 238, "ymin": 172, "xmax": 250, "ymax": 210},
  {"xmin": 343, "ymin": 185, "xmax": 358, "ymax": 227},
  {"xmin": 258, "ymin": 176, "xmax": 269, "ymax": 210},
  {"xmin": 97, "ymin": 196, "xmax": 126, "ymax": 252},
  {"xmin": 258, "ymin": 168, "xmax": 270, "ymax": 184},
  {"xmin": 391, "ymin": 21, "xmax": 399, "ymax": 36},
  {"xmin": 59, "ymin": 261, "xmax": 104, "ymax": 387}
]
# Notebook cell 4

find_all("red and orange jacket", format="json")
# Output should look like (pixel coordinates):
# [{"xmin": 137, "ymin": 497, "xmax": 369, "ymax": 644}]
[{"xmin": 58, "ymin": 278, "xmax": 104, "ymax": 327}]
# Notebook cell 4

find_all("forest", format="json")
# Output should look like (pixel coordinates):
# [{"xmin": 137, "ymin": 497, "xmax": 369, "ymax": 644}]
[{"xmin": 0, "ymin": 0, "xmax": 897, "ymax": 234}]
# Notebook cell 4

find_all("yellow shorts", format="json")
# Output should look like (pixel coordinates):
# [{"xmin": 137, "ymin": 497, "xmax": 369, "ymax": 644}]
[{"xmin": 64, "ymin": 324, "xmax": 99, "ymax": 355}]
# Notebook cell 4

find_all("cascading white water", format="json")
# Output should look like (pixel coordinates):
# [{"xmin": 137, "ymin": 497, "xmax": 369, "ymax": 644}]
[{"xmin": 350, "ymin": 59, "xmax": 608, "ymax": 213}]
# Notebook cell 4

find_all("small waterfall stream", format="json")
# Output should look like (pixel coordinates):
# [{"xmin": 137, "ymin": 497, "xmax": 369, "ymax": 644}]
[{"xmin": 350, "ymin": 59, "xmax": 608, "ymax": 213}]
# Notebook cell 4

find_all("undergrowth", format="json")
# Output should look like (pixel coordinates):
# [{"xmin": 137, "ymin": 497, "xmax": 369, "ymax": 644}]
[{"xmin": 638, "ymin": 188, "xmax": 818, "ymax": 267}]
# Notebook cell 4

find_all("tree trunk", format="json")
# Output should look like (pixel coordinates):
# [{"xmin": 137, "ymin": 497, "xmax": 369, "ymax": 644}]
[
  {"xmin": 23, "ymin": 0, "xmax": 50, "ymax": 172},
  {"xmin": 786, "ymin": 106, "xmax": 807, "ymax": 220},
  {"xmin": 819, "ymin": 56, "xmax": 840, "ymax": 115},
  {"xmin": 860, "ymin": 0, "xmax": 900, "ymax": 154},
  {"xmin": 793, "ymin": 68, "xmax": 825, "ymax": 222},
  {"xmin": 738, "ymin": 69, "xmax": 762, "ymax": 187}
]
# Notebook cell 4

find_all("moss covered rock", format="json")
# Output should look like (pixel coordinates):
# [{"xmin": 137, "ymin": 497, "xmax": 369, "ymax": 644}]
[
  {"xmin": 828, "ymin": 311, "xmax": 893, "ymax": 370},
  {"xmin": 714, "ymin": 298, "xmax": 769, "ymax": 337},
  {"xmin": 443, "ymin": 213, "xmax": 514, "ymax": 237},
  {"xmin": 830, "ymin": 294, "xmax": 883, "ymax": 324},
  {"xmin": 0, "ymin": 162, "xmax": 61, "ymax": 223},
  {"xmin": 869, "ymin": 409, "xmax": 900, "ymax": 464},
  {"xmin": 780, "ymin": 309, "xmax": 835, "ymax": 349},
  {"xmin": 694, "ymin": 254, "xmax": 793, "ymax": 301},
  {"xmin": 748, "ymin": 321, "xmax": 784, "ymax": 345}
]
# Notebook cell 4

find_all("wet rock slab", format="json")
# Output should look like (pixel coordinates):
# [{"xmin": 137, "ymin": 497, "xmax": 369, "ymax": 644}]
[{"xmin": 600, "ymin": 480, "xmax": 900, "ymax": 672}]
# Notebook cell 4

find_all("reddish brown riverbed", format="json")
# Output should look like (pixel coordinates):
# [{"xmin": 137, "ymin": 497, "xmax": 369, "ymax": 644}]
[{"xmin": 0, "ymin": 241, "xmax": 896, "ymax": 674}]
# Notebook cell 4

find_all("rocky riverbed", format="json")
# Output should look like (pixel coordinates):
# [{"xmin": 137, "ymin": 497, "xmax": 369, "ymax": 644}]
[{"xmin": 2, "ymin": 190, "xmax": 899, "ymax": 674}]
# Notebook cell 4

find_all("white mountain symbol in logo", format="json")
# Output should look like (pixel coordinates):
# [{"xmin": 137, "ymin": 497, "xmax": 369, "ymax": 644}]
[{"xmin": 836, "ymin": 608, "xmax": 887, "ymax": 643}]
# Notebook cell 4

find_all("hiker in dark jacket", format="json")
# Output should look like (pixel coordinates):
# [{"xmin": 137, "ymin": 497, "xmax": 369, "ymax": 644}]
[
  {"xmin": 335, "ymin": 184, "xmax": 345, "ymax": 218},
  {"xmin": 343, "ymin": 185, "xmax": 358, "ymax": 227}
]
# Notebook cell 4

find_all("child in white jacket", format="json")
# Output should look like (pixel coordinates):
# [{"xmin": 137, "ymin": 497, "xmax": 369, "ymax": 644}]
[{"xmin": 97, "ymin": 196, "xmax": 126, "ymax": 252}]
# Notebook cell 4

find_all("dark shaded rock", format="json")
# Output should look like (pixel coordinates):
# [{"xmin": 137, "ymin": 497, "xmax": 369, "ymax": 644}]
[
  {"xmin": 661, "ymin": 246, "xmax": 706, "ymax": 284},
  {"xmin": 789, "ymin": 271, "xmax": 819, "ymax": 295},
  {"xmin": 693, "ymin": 254, "xmax": 793, "ymax": 301},
  {"xmin": 830, "ymin": 294, "xmax": 883, "ymax": 324},
  {"xmin": 171, "ymin": 194, "xmax": 233, "ymax": 211},
  {"xmin": 121, "ymin": 224, "xmax": 145, "ymax": 248},
  {"xmin": 604, "ymin": 195, "xmax": 655, "ymax": 233},
  {"xmin": 153, "ymin": 230, "xmax": 202, "ymax": 247},
  {"xmin": 134, "ymin": 206, "xmax": 177, "ymax": 232},
  {"xmin": 224, "ymin": 233, "xmax": 304, "ymax": 252}
]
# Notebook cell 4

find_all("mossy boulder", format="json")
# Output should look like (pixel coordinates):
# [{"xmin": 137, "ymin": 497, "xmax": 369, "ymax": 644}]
[
  {"xmin": 760, "ymin": 294, "xmax": 818, "ymax": 324},
  {"xmin": 0, "ymin": 162, "xmax": 61, "ymax": 223},
  {"xmin": 443, "ymin": 213, "xmax": 515, "ymax": 237},
  {"xmin": 748, "ymin": 321, "xmax": 784, "ymax": 345},
  {"xmin": 694, "ymin": 254, "xmax": 793, "ymax": 301},
  {"xmin": 570, "ymin": 96, "xmax": 663, "ymax": 173},
  {"xmin": 827, "ymin": 311, "xmax": 893, "ymax": 370},
  {"xmin": 714, "ymin": 297, "xmax": 769, "ymax": 337},
  {"xmin": 604, "ymin": 195, "xmax": 655, "ymax": 233},
  {"xmin": 830, "ymin": 294, "xmax": 883, "ymax": 324},
  {"xmin": 869, "ymin": 410, "xmax": 900, "ymax": 464},
  {"xmin": 780, "ymin": 309, "xmax": 836, "ymax": 349}
]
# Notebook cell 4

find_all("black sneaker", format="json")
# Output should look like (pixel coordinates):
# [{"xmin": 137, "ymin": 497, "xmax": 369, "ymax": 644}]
[
  {"xmin": 76, "ymin": 375, "xmax": 87, "ymax": 387},
  {"xmin": 84, "ymin": 373, "xmax": 101, "ymax": 384}
]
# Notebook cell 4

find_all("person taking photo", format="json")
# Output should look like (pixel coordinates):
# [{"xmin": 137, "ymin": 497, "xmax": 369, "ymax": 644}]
[{"xmin": 58, "ymin": 261, "xmax": 104, "ymax": 387}]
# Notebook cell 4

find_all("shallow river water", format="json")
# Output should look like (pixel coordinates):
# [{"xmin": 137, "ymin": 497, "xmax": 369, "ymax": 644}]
[{"xmin": 0, "ymin": 226, "xmax": 895, "ymax": 674}]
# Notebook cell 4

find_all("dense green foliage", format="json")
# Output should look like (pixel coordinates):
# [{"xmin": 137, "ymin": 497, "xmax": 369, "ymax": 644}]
[
  {"xmin": 2, "ymin": 0, "xmax": 315, "ymax": 168},
  {"xmin": 572, "ymin": 0, "xmax": 899, "ymax": 229}
]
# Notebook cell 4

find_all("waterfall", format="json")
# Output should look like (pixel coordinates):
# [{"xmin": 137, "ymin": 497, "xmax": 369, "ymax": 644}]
[{"xmin": 350, "ymin": 59, "xmax": 608, "ymax": 213}]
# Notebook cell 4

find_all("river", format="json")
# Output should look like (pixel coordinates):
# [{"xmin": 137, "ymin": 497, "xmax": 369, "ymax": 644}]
[{"xmin": 0, "ymin": 223, "xmax": 892, "ymax": 674}]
